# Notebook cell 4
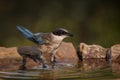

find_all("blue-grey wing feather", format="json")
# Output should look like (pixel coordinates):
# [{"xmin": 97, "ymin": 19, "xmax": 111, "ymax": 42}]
[
  {"xmin": 17, "ymin": 25, "xmax": 33, "ymax": 38},
  {"xmin": 17, "ymin": 25, "xmax": 44, "ymax": 45}
]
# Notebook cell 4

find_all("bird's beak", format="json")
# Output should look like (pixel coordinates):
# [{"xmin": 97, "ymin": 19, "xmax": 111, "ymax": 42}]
[{"xmin": 67, "ymin": 33, "xmax": 73, "ymax": 37}]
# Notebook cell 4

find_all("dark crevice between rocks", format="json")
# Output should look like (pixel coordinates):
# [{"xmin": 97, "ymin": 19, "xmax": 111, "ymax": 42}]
[{"xmin": 76, "ymin": 49, "xmax": 83, "ymax": 61}]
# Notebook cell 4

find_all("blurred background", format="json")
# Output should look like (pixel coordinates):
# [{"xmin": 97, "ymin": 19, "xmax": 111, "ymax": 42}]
[{"xmin": 0, "ymin": 0, "xmax": 120, "ymax": 48}]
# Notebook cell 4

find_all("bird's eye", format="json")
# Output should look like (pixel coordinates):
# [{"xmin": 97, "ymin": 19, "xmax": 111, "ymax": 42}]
[
  {"xmin": 52, "ymin": 29, "xmax": 68, "ymax": 36},
  {"xmin": 62, "ymin": 31, "xmax": 67, "ymax": 35}
]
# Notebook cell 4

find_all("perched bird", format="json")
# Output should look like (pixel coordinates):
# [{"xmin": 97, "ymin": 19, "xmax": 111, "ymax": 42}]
[{"xmin": 17, "ymin": 25, "xmax": 73, "ymax": 69}]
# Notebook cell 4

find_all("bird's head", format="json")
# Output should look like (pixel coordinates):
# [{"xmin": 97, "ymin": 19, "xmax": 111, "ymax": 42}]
[{"xmin": 52, "ymin": 28, "xmax": 73, "ymax": 39}]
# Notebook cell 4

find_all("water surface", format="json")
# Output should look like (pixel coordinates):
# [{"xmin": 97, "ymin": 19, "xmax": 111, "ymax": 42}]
[{"xmin": 0, "ymin": 59, "xmax": 120, "ymax": 80}]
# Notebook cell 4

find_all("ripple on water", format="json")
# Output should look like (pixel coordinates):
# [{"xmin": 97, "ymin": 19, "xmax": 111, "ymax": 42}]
[{"xmin": 0, "ymin": 59, "xmax": 120, "ymax": 80}]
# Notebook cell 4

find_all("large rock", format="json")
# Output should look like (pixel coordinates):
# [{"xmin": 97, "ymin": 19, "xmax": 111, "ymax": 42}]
[
  {"xmin": 108, "ymin": 44, "xmax": 120, "ymax": 62},
  {"xmin": 77, "ymin": 43, "xmax": 107, "ymax": 59},
  {"xmin": 78, "ymin": 59, "xmax": 108, "ymax": 71},
  {"xmin": 0, "ymin": 47, "xmax": 21, "ymax": 59},
  {"xmin": 55, "ymin": 42, "xmax": 78, "ymax": 62},
  {"xmin": 112, "ymin": 62, "xmax": 120, "ymax": 74},
  {"xmin": 0, "ymin": 42, "xmax": 78, "ymax": 70},
  {"xmin": 0, "ymin": 47, "xmax": 22, "ymax": 71}
]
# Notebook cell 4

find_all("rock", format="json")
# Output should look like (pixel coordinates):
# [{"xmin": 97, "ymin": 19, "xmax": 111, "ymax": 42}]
[
  {"xmin": 112, "ymin": 62, "xmax": 120, "ymax": 74},
  {"xmin": 78, "ymin": 59, "xmax": 108, "ymax": 71},
  {"xmin": 0, "ymin": 42, "xmax": 78, "ymax": 70},
  {"xmin": 42, "ymin": 42, "xmax": 79, "ymax": 63},
  {"xmin": 0, "ymin": 47, "xmax": 22, "ymax": 71},
  {"xmin": 77, "ymin": 43, "xmax": 107, "ymax": 59},
  {"xmin": 55, "ymin": 42, "xmax": 78, "ymax": 62},
  {"xmin": 108, "ymin": 44, "xmax": 120, "ymax": 62},
  {"xmin": 0, "ymin": 47, "xmax": 21, "ymax": 59}
]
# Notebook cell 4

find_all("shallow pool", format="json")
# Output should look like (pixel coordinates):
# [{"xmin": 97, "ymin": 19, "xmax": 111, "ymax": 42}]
[{"xmin": 0, "ymin": 59, "xmax": 120, "ymax": 80}]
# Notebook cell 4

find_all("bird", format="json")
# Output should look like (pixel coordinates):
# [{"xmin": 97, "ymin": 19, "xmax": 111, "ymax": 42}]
[{"xmin": 17, "ymin": 25, "xmax": 73, "ymax": 69}]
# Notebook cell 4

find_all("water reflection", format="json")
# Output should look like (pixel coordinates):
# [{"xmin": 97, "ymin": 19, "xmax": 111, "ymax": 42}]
[
  {"xmin": 78, "ymin": 59, "xmax": 109, "ymax": 71},
  {"xmin": 0, "ymin": 59, "xmax": 120, "ymax": 80},
  {"xmin": 112, "ymin": 62, "xmax": 120, "ymax": 75}
]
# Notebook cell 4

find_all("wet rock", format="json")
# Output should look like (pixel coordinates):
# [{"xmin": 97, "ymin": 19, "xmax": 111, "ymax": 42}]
[
  {"xmin": 42, "ymin": 42, "xmax": 78, "ymax": 62},
  {"xmin": 109, "ymin": 44, "xmax": 120, "ymax": 62},
  {"xmin": 77, "ymin": 43, "xmax": 107, "ymax": 59},
  {"xmin": 78, "ymin": 59, "xmax": 108, "ymax": 71},
  {"xmin": 112, "ymin": 62, "xmax": 120, "ymax": 74},
  {"xmin": 0, "ymin": 47, "xmax": 22, "ymax": 71},
  {"xmin": 55, "ymin": 42, "xmax": 78, "ymax": 62},
  {"xmin": 0, "ymin": 42, "xmax": 78, "ymax": 70},
  {"xmin": 0, "ymin": 42, "xmax": 77, "ymax": 60},
  {"xmin": 0, "ymin": 47, "xmax": 21, "ymax": 59}
]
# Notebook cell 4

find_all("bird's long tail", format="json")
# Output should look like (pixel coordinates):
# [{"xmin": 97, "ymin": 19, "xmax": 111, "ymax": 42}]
[
  {"xmin": 17, "ymin": 25, "xmax": 33, "ymax": 38},
  {"xmin": 17, "ymin": 25, "xmax": 44, "ymax": 45}
]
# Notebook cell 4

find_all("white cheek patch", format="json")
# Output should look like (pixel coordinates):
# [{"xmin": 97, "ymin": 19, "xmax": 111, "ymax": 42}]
[{"xmin": 54, "ymin": 35, "xmax": 65, "ymax": 41}]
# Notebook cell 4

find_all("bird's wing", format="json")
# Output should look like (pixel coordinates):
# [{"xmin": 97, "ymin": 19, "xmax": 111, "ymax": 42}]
[
  {"xmin": 40, "ymin": 33, "xmax": 52, "ymax": 44},
  {"xmin": 17, "ymin": 25, "xmax": 45, "ymax": 45}
]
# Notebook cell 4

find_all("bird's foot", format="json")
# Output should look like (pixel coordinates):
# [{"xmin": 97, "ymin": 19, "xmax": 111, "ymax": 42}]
[{"xmin": 42, "ymin": 64, "xmax": 48, "ymax": 68}]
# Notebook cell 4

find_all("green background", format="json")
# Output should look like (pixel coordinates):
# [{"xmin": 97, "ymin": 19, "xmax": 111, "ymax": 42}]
[{"xmin": 0, "ymin": 0, "xmax": 120, "ymax": 48}]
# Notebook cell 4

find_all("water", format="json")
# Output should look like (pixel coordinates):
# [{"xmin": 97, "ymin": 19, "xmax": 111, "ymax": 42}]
[{"xmin": 0, "ymin": 59, "xmax": 120, "ymax": 80}]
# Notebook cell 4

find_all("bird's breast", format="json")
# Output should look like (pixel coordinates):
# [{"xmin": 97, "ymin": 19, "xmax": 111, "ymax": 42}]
[{"xmin": 37, "ymin": 43, "xmax": 60, "ymax": 54}]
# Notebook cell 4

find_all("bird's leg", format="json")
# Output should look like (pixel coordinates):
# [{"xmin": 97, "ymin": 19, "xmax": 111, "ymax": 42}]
[
  {"xmin": 51, "ymin": 52, "xmax": 57, "ymax": 69},
  {"xmin": 19, "ymin": 56, "xmax": 27, "ymax": 70},
  {"xmin": 51, "ymin": 49, "xmax": 57, "ymax": 63},
  {"xmin": 51, "ymin": 54, "xmax": 56, "ymax": 63},
  {"xmin": 36, "ymin": 55, "xmax": 47, "ymax": 68},
  {"xmin": 52, "ymin": 49, "xmax": 58, "ymax": 63},
  {"xmin": 50, "ymin": 53, "xmax": 57, "ymax": 69}
]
